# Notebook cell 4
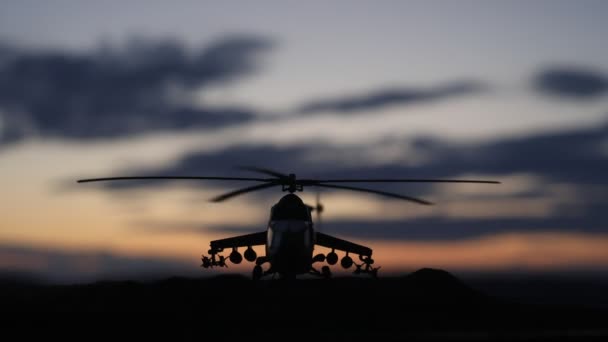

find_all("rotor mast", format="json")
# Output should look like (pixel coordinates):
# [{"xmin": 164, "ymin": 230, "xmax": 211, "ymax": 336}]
[{"xmin": 284, "ymin": 173, "xmax": 302, "ymax": 193}]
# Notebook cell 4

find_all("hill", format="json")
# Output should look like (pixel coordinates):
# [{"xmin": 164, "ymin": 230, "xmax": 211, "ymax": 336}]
[{"xmin": 2, "ymin": 268, "xmax": 607, "ymax": 341}]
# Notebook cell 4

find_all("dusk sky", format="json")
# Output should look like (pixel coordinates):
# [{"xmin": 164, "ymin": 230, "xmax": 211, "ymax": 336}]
[{"xmin": 1, "ymin": 0, "xmax": 607, "ymax": 283}]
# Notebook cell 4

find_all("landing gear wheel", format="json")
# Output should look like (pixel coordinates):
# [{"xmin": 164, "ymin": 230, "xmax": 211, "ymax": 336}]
[
  {"xmin": 371, "ymin": 267, "xmax": 379, "ymax": 279},
  {"xmin": 321, "ymin": 266, "xmax": 332, "ymax": 279},
  {"xmin": 252, "ymin": 265, "xmax": 263, "ymax": 280},
  {"xmin": 280, "ymin": 273, "xmax": 297, "ymax": 281}
]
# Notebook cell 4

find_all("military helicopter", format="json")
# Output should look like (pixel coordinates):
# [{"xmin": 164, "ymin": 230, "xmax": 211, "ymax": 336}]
[{"xmin": 78, "ymin": 167, "xmax": 499, "ymax": 279}]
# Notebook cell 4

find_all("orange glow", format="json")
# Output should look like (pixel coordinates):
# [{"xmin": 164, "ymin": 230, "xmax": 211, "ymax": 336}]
[{"xmin": 358, "ymin": 232, "xmax": 608, "ymax": 272}]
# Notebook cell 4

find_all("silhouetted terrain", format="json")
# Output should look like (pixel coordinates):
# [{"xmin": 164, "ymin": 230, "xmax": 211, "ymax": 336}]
[{"xmin": 2, "ymin": 268, "xmax": 607, "ymax": 341}]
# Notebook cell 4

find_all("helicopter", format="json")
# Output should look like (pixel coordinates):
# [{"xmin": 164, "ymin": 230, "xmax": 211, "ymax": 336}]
[{"xmin": 77, "ymin": 167, "xmax": 499, "ymax": 279}]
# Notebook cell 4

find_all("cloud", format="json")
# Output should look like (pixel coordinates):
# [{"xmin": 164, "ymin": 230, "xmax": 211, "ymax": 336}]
[
  {"xmin": 0, "ymin": 36, "xmax": 494, "ymax": 147},
  {"xmin": 91, "ymin": 120, "xmax": 608, "ymax": 241},
  {"xmin": 313, "ymin": 208, "xmax": 608, "ymax": 240},
  {"xmin": 91, "ymin": 119, "xmax": 608, "ymax": 190},
  {"xmin": 192, "ymin": 182, "xmax": 607, "ymax": 240},
  {"xmin": 88, "ymin": 144, "xmax": 329, "ymax": 190},
  {"xmin": 132, "ymin": 197, "xmax": 608, "ymax": 240},
  {"xmin": 0, "ymin": 36, "xmax": 272, "ymax": 144},
  {"xmin": 534, "ymin": 67, "xmax": 607, "ymax": 99},
  {"xmin": 406, "ymin": 122, "xmax": 608, "ymax": 185},
  {"xmin": 296, "ymin": 81, "xmax": 485, "ymax": 114}
]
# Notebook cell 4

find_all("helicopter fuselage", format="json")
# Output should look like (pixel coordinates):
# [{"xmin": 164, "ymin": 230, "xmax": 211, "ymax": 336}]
[
  {"xmin": 204, "ymin": 191, "xmax": 377, "ymax": 278},
  {"xmin": 265, "ymin": 194, "xmax": 315, "ymax": 276}
]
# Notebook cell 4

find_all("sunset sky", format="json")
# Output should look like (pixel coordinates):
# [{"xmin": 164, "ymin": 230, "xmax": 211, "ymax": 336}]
[{"xmin": 1, "ymin": 0, "xmax": 607, "ymax": 283}]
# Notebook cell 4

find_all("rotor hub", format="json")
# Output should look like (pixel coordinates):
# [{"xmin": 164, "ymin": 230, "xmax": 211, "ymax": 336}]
[{"xmin": 282, "ymin": 173, "xmax": 302, "ymax": 193}]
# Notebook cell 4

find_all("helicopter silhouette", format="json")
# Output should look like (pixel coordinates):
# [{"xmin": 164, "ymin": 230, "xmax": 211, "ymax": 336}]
[{"xmin": 78, "ymin": 167, "xmax": 499, "ymax": 279}]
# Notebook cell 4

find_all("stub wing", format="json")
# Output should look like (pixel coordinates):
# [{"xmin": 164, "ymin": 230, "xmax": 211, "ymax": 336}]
[
  {"xmin": 315, "ymin": 232, "xmax": 372, "ymax": 257},
  {"xmin": 210, "ymin": 231, "xmax": 266, "ymax": 251}
]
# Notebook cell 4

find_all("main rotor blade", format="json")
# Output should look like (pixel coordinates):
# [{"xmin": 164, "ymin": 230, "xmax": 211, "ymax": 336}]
[
  {"xmin": 237, "ymin": 166, "xmax": 287, "ymax": 179},
  {"xmin": 315, "ymin": 183, "xmax": 433, "ymax": 205},
  {"xmin": 77, "ymin": 176, "xmax": 271, "ymax": 183},
  {"xmin": 210, "ymin": 182, "xmax": 279, "ymax": 202},
  {"xmin": 313, "ymin": 179, "xmax": 500, "ymax": 184}
]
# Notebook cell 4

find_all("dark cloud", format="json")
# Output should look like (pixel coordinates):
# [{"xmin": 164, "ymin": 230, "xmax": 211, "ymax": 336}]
[
  {"xmin": 149, "ymin": 184, "xmax": 608, "ymax": 240},
  {"xmin": 320, "ymin": 196, "xmax": 608, "ymax": 240},
  {"xmin": 133, "ymin": 194, "xmax": 608, "ymax": 240},
  {"xmin": 0, "ymin": 36, "xmax": 495, "ymax": 146},
  {"xmin": 297, "ymin": 81, "xmax": 485, "ymax": 114},
  {"xmin": 95, "ymin": 120, "xmax": 608, "ymax": 240},
  {"xmin": 203, "ymin": 212, "xmax": 607, "ymax": 241},
  {"xmin": 406, "ymin": 122, "xmax": 608, "ymax": 185},
  {"xmin": 0, "ymin": 36, "xmax": 272, "ymax": 144},
  {"xmin": 534, "ymin": 67, "xmax": 607, "ymax": 98},
  {"xmin": 100, "ymin": 119, "xmax": 608, "ymax": 190},
  {"xmin": 0, "ymin": 243, "xmax": 199, "ymax": 284},
  {"xmin": 88, "ymin": 144, "xmax": 329, "ymax": 190}
]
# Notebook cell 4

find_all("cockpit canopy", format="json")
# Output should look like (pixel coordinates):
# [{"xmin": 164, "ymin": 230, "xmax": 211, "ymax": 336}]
[{"xmin": 270, "ymin": 194, "xmax": 312, "ymax": 221}]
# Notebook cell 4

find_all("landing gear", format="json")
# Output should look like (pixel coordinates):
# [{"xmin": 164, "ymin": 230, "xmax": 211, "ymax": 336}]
[
  {"xmin": 252, "ymin": 256, "xmax": 272, "ymax": 280},
  {"xmin": 252, "ymin": 265, "xmax": 263, "ymax": 280},
  {"xmin": 321, "ymin": 266, "xmax": 332, "ymax": 279},
  {"xmin": 279, "ymin": 273, "xmax": 297, "ymax": 281},
  {"xmin": 309, "ymin": 264, "xmax": 332, "ymax": 278}
]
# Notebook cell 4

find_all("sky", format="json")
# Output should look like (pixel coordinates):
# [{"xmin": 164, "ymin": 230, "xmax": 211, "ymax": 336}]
[{"xmin": 1, "ymin": 0, "xmax": 607, "ymax": 283}]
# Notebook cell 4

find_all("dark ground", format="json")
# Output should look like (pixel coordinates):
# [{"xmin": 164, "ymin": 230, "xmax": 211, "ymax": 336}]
[{"xmin": 2, "ymin": 268, "xmax": 607, "ymax": 341}]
